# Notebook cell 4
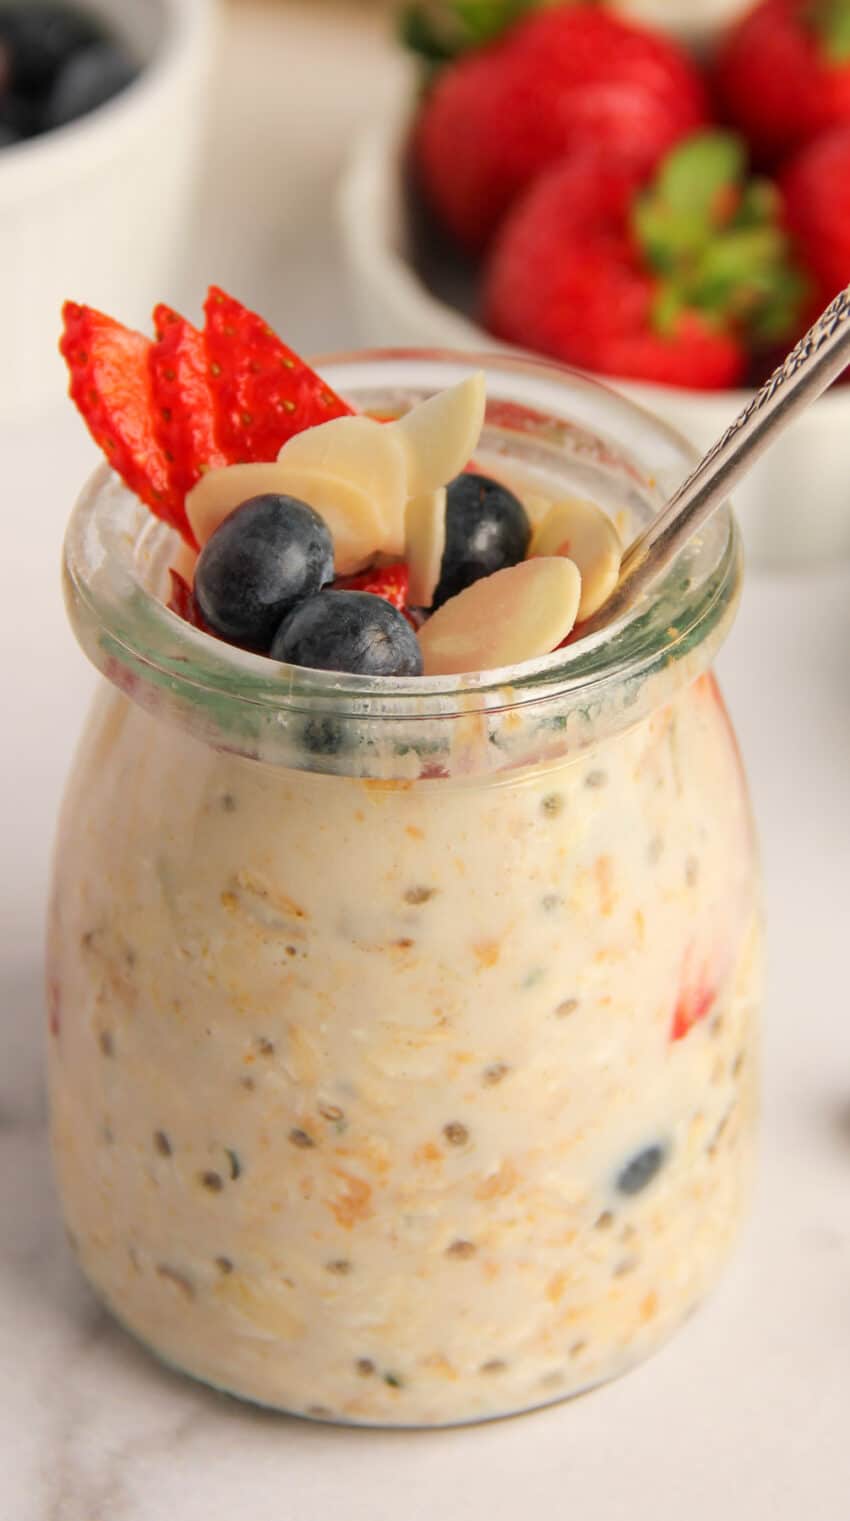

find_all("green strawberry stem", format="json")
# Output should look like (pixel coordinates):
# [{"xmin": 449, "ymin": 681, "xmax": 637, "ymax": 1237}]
[
  {"xmin": 400, "ymin": 0, "xmax": 558, "ymax": 62},
  {"xmin": 633, "ymin": 131, "xmax": 809, "ymax": 347},
  {"xmin": 810, "ymin": 0, "xmax": 850, "ymax": 65}
]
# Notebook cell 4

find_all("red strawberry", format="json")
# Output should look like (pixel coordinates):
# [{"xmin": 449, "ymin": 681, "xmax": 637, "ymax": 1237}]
[
  {"xmin": 671, "ymin": 978, "xmax": 717, "ymax": 1042},
  {"xmin": 483, "ymin": 132, "xmax": 808, "ymax": 390},
  {"xmin": 150, "ymin": 305, "xmax": 228, "ymax": 513},
  {"xmin": 782, "ymin": 123, "xmax": 850, "ymax": 298},
  {"xmin": 203, "ymin": 286, "xmax": 353, "ymax": 462},
  {"xmin": 166, "ymin": 568, "xmax": 209, "ymax": 631},
  {"xmin": 334, "ymin": 562, "xmax": 416, "ymax": 624},
  {"xmin": 60, "ymin": 301, "xmax": 187, "ymax": 535},
  {"xmin": 716, "ymin": 0, "xmax": 850, "ymax": 165},
  {"xmin": 414, "ymin": 5, "xmax": 708, "ymax": 252}
]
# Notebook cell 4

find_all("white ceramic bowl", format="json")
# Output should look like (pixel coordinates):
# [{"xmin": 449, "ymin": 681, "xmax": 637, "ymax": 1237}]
[
  {"xmin": 339, "ymin": 106, "xmax": 850, "ymax": 567},
  {"xmin": 0, "ymin": 0, "xmax": 216, "ymax": 415}
]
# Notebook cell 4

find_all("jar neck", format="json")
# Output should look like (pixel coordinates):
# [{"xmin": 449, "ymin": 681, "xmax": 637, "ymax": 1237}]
[{"xmin": 62, "ymin": 351, "xmax": 741, "ymax": 779}]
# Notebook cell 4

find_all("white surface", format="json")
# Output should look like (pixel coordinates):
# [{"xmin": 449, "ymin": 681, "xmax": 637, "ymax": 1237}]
[
  {"xmin": 0, "ymin": 0, "xmax": 216, "ymax": 413},
  {"xmin": 1, "ymin": 4, "xmax": 849, "ymax": 1517},
  {"xmin": 338, "ymin": 113, "xmax": 850, "ymax": 568}
]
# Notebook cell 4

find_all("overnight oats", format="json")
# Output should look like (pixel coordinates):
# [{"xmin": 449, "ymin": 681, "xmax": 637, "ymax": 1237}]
[{"xmin": 48, "ymin": 291, "xmax": 761, "ymax": 1427}]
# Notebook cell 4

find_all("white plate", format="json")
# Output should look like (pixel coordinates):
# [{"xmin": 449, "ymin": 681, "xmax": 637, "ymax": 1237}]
[{"xmin": 338, "ymin": 103, "xmax": 850, "ymax": 567}]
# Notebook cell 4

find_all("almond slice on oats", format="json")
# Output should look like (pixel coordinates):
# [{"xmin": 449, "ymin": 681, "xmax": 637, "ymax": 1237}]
[
  {"xmin": 529, "ymin": 497, "xmax": 622, "ymax": 621},
  {"xmin": 394, "ymin": 372, "xmax": 486, "ymax": 499},
  {"xmin": 418, "ymin": 557, "xmax": 581, "ymax": 676},
  {"xmin": 186, "ymin": 462, "xmax": 384, "ymax": 574},
  {"xmin": 278, "ymin": 415, "xmax": 407, "ymax": 557},
  {"xmin": 406, "ymin": 488, "xmax": 447, "ymax": 608}
]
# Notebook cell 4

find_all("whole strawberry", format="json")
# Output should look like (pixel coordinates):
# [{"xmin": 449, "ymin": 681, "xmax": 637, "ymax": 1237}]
[
  {"xmin": 716, "ymin": 0, "xmax": 850, "ymax": 163},
  {"xmin": 782, "ymin": 123, "xmax": 850, "ymax": 297},
  {"xmin": 483, "ymin": 132, "xmax": 808, "ymax": 389},
  {"xmin": 414, "ymin": 5, "xmax": 708, "ymax": 252}
]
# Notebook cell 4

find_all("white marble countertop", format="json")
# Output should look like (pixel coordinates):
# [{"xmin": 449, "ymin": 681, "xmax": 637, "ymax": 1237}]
[{"xmin": 2, "ymin": 4, "xmax": 850, "ymax": 1517}]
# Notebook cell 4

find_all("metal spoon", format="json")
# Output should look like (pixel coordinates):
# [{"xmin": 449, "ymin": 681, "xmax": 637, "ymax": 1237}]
[{"xmin": 580, "ymin": 282, "xmax": 850, "ymax": 636}]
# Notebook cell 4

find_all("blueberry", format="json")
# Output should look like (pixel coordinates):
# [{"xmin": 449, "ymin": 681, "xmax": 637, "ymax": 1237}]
[
  {"xmin": 270, "ymin": 591, "xmax": 423, "ymax": 677},
  {"xmin": 432, "ymin": 472, "xmax": 531, "ymax": 609},
  {"xmin": 0, "ymin": 4, "xmax": 104, "ymax": 96},
  {"xmin": 615, "ymin": 1144, "xmax": 669, "ymax": 1197},
  {"xmin": 194, "ymin": 494, "xmax": 334, "ymax": 650},
  {"xmin": 0, "ymin": 89, "xmax": 39, "ymax": 140},
  {"xmin": 43, "ymin": 40, "xmax": 137, "ymax": 130}
]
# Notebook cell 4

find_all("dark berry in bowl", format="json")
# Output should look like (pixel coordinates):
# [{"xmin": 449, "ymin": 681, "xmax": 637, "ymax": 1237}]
[
  {"xmin": 194, "ymin": 494, "xmax": 335, "ymax": 650},
  {"xmin": 0, "ymin": 2, "xmax": 102, "ymax": 96},
  {"xmin": 616, "ymin": 1143, "xmax": 669, "ymax": 1197},
  {"xmin": 432, "ymin": 473, "xmax": 531, "ymax": 609},
  {"xmin": 270, "ymin": 590, "xmax": 424, "ymax": 677},
  {"xmin": 43, "ymin": 39, "xmax": 137, "ymax": 130}
]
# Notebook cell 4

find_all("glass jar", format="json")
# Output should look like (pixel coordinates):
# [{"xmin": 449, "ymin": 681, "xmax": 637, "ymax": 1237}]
[{"xmin": 48, "ymin": 352, "xmax": 761, "ymax": 1427}]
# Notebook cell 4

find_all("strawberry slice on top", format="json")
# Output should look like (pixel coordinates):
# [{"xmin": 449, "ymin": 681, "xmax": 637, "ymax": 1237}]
[
  {"xmin": 203, "ymin": 286, "xmax": 353, "ymax": 462},
  {"xmin": 60, "ymin": 301, "xmax": 186, "ymax": 535},
  {"xmin": 334, "ymin": 562, "xmax": 414, "ymax": 622},
  {"xmin": 150, "ymin": 305, "xmax": 229, "ymax": 514}
]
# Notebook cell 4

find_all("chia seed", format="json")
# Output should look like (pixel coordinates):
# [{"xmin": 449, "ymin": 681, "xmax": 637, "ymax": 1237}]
[
  {"xmin": 446, "ymin": 1239, "xmax": 477, "ymax": 1259},
  {"xmin": 443, "ymin": 1122, "xmax": 469, "ymax": 1147},
  {"xmin": 153, "ymin": 1130, "xmax": 172, "ymax": 1157},
  {"xmin": 289, "ymin": 1128, "xmax": 316, "ymax": 1149}
]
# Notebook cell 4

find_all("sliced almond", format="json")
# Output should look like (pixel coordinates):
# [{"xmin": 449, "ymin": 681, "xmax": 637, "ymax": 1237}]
[
  {"xmin": 405, "ymin": 488, "xmax": 447, "ymax": 608},
  {"xmin": 418, "ymin": 558, "xmax": 581, "ymax": 677},
  {"xmin": 170, "ymin": 539, "xmax": 198, "ymax": 584},
  {"xmin": 187, "ymin": 463, "xmax": 298, "ymax": 547},
  {"xmin": 394, "ymin": 372, "xmax": 486, "ymax": 499},
  {"xmin": 278, "ymin": 415, "xmax": 407, "ymax": 556},
  {"xmin": 529, "ymin": 497, "xmax": 622, "ymax": 621},
  {"xmin": 185, "ymin": 462, "xmax": 385, "ymax": 575}
]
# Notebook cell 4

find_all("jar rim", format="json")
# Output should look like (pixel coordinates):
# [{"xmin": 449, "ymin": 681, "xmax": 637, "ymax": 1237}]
[{"xmin": 63, "ymin": 348, "xmax": 740, "ymax": 732}]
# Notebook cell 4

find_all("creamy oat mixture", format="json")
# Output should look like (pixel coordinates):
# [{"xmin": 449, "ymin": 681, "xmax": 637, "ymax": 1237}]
[{"xmin": 48, "ymin": 666, "xmax": 760, "ymax": 1425}]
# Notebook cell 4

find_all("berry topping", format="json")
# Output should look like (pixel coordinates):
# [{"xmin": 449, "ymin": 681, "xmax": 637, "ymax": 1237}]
[
  {"xmin": 150, "ymin": 305, "xmax": 228, "ymax": 508},
  {"xmin": 418, "ymin": 557, "xmax": 581, "ymax": 676},
  {"xmin": 186, "ymin": 461, "xmax": 385, "ymax": 575},
  {"xmin": 716, "ymin": 0, "xmax": 850, "ymax": 164},
  {"xmin": 203, "ymin": 287, "xmax": 353, "ymax": 463},
  {"xmin": 616, "ymin": 1144, "xmax": 668, "ymax": 1196},
  {"xmin": 166, "ymin": 570, "xmax": 207, "ymax": 633},
  {"xmin": 406, "ymin": 488, "xmax": 447, "ymax": 608},
  {"xmin": 484, "ymin": 134, "xmax": 808, "ymax": 390},
  {"xmin": 194, "ymin": 494, "xmax": 334, "ymax": 649},
  {"xmin": 270, "ymin": 590, "xmax": 424, "ymax": 677},
  {"xmin": 671, "ymin": 979, "xmax": 717, "ymax": 1042},
  {"xmin": 334, "ymin": 561, "xmax": 412, "ymax": 617},
  {"xmin": 60, "ymin": 301, "xmax": 187, "ymax": 536},
  {"xmin": 0, "ymin": 3, "xmax": 102, "ymax": 96},
  {"xmin": 43, "ymin": 40, "xmax": 136, "ymax": 130},
  {"xmin": 413, "ymin": 5, "xmax": 708, "ymax": 251},
  {"xmin": 395, "ymin": 372, "xmax": 486, "ymax": 499},
  {"xmin": 433, "ymin": 472, "xmax": 530, "ymax": 608},
  {"xmin": 529, "ymin": 498, "xmax": 623, "ymax": 621},
  {"xmin": 278, "ymin": 413, "xmax": 408, "ymax": 557}
]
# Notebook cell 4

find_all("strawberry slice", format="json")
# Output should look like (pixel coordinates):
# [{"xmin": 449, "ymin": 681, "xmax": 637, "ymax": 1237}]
[
  {"xmin": 203, "ymin": 286, "xmax": 353, "ymax": 462},
  {"xmin": 334, "ymin": 562, "xmax": 415, "ymax": 624},
  {"xmin": 671, "ymin": 973, "xmax": 716, "ymax": 1041},
  {"xmin": 166, "ymin": 569, "xmax": 209, "ymax": 632},
  {"xmin": 150, "ymin": 305, "xmax": 228, "ymax": 519},
  {"xmin": 60, "ymin": 301, "xmax": 185, "ymax": 534}
]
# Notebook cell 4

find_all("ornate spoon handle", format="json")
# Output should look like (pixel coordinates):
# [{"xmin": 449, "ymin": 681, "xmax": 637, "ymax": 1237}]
[{"xmin": 582, "ymin": 283, "xmax": 850, "ymax": 633}]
